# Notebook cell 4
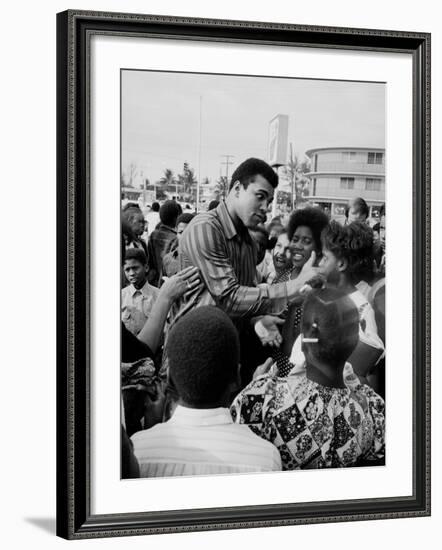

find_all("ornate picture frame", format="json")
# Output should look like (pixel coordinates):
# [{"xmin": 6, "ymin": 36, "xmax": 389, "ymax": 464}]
[{"xmin": 56, "ymin": 10, "xmax": 430, "ymax": 539}]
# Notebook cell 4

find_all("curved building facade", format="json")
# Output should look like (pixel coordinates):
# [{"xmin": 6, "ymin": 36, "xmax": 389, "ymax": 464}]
[{"xmin": 305, "ymin": 146, "xmax": 385, "ymax": 222}]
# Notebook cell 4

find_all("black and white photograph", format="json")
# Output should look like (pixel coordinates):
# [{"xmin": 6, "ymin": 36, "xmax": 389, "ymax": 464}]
[
  {"xmin": 51, "ymin": 5, "xmax": 432, "ymax": 541},
  {"xmin": 120, "ymin": 70, "xmax": 387, "ymax": 478},
  {"xmin": 2, "ymin": 0, "xmax": 439, "ymax": 545}
]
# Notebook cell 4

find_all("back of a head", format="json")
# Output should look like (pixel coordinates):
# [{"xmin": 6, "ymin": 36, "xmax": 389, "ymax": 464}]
[
  {"xmin": 122, "ymin": 202, "xmax": 141, "ymax": 212},
  {"xmin": 159, "ymin": 200, "xmax": 182, "ymax": 226},
  {"xmin": 229, "ymin": 157, "xmax": 278, "ymax": 191},
  {"xmin": 167, "ymin": 306, "xmax": 240, "ymax": 407},
  {"xmin": 345, "ymin": 197, "xmax": 369, "ymax": 220},
  {"xmin": 249, "ymin": 225, "xmax": 269, "ymax": 264},
  {"xmin": 302, "ymin": 288, "xmax": 359, "ymax": 365},
  {"xmin": 249, "ymin": 224, "xmax": 269, "ymax": 242},
  {"xmin": 322, "ymin": 220, "xmax": 374, "ymax": 283},
  {"xmin": 344, "ymin": 221, "xmax": 374, "ymax": 282},
  {"xmin": 176, "ymin": 212, "xmax": 195, "ymax": 226},
  {"xmin": 122, "ymin": 206, "xmax": 143, "ymax": 224},
  {"xmin": 151, "ymin": 201, "xmax": 160, "ymax": 212}
]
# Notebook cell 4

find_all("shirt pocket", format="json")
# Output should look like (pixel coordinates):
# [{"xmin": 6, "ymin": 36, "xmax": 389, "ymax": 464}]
[{"xmin": 142, "ymin": 296, "xmax": 154, "ymax": 317}]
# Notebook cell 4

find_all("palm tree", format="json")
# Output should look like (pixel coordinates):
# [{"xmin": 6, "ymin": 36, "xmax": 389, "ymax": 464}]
[
  {"xmin": 159, "ymin": 168, "xmax": 177, "ymax": 196},
  {"xmin": 178, "ymin": 162, "xmax": 197, "ymax": 199},
  {"xmin": 215, "ymin": 175, "xmax": 228, "ymax": 199},
  {"xmin": 284, "ymin": 145, "xmax": 311, "ymax": 208}
]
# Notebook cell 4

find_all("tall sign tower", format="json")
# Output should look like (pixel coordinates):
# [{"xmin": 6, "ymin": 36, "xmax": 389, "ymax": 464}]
[{"xmin": 268, "ymin": 114, "xmax": 289, "ymax": 217}]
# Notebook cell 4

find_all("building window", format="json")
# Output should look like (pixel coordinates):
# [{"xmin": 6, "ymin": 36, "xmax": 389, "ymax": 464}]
[
  {"xmin": 366, "ymin": 178, "xmax": 383, "ymax": 191},
  {"xmin": 340, "ymin": 177, "xmax": 354, "ymax": 190},
  {"xmin": 342, "ymin": 151, "xmax": 357, "ymax": 161},
  {"xmin": 367, "ymin": 152, "xmax": 384, "ymax": 164}
]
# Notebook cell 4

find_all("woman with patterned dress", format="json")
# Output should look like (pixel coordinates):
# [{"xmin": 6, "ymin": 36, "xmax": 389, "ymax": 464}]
[{"xmin": 231, "ymin": 288, "xmax": 385, "ymax": 470}]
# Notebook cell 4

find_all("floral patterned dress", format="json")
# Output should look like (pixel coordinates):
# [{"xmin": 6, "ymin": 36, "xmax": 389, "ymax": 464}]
[{"xmin": 230, "ymin": 371, "xmax": 385, "ymax": 470}]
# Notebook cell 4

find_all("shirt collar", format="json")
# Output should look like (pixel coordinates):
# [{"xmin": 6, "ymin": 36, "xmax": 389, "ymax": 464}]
[
  {"xmin": 216, "ymin": 201, "xmax": 238, "ymax": 240},
  {"xmin": 169, "ymin": 405, "xmax": 234, "ymax": 426},
  {"xmin": 128, "ymin": 280, "xmax": 151, "ymax": 297},
  {"xmin": 159, "ymin": 223, "xmax": 177, "ymax": 234}
]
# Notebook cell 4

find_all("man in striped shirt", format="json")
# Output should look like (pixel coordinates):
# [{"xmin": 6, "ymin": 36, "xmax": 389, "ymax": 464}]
[
  {"xmin": 173, "ymin": 158, "xmax": 322, "ymax": 320},
  {"xmin": 170, "ymin": 158, "xmax": 324, "ymax": 382},
  {"xmin": 131, "ymin": 306, "xmax": 282, "ymax": 477}
]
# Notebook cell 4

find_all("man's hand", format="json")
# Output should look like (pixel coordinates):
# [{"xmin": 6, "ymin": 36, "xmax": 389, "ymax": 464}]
[
  {"xmin": 286, "ymin": 251, "xmax": 325, "ymax": 300},
  {"xmin": 254, "ymin": 315, "xmax": 284, "ymax": 347},
  {"xmin": 253, "ymin": 357, "xmax": 275, "ymax": 380}
]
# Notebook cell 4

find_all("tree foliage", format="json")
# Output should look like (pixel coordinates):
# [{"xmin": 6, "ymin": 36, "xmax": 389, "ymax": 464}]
[
  {"xmin": 282, "ymin": 148, "xmax": 311, "ymax": 208},
  {"xmin": 178, "ymin": 162, "xmax": 197, "ymax": 200}
]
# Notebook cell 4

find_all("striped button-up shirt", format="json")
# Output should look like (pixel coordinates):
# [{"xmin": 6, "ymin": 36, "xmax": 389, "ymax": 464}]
[
  {"xmin": 131, "ymin": 406, "xmax": 282, "ymax": 477},
  {"xmin": 147, "ymin": 224, "xmax": 177, "ymax": 287},
  {"xmin": 171, "ymin": 201, "xmax": 288, "ymax": 325}
]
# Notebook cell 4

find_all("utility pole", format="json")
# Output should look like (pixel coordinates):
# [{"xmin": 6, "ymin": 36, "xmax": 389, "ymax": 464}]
[
  {"xmin": 196, "ymin": 95, "xmax": 202, "ymax": 212},
  {"xmin": 220, "ymin": 155, "xmax": 235, "ymax": 192},
  {"xmin": 290, "ymin": 142, "xmax": 295, "ymax": 210}
]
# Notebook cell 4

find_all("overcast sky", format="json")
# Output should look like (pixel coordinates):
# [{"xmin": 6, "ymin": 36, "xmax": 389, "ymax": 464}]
[{"xmin": 122, "ymin": 69, "xmax": 385, "ymax": 185}]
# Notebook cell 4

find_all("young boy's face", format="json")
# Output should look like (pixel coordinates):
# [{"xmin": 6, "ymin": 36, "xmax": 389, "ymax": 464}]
[
  {"xmin": 124, "ymin": 258, "xmax": 147, "ymax": 288},
  {"xmin": 318, "ymin": 247, "xmax": 341, "ymax": 285}
]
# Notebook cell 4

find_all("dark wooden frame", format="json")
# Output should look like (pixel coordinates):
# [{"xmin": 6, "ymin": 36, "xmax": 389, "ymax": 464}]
[{"xmin": 56, "ymin": 9, "xmax": 431, "ymax": 540}]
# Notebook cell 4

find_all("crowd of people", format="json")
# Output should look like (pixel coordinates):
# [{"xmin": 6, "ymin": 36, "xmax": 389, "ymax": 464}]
[{"xmin": 121, "ymin": 157, "xmax": 386, "ymax": 478}]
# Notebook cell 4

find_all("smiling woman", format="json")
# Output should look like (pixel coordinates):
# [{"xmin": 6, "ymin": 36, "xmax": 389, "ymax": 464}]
[
  {"xmin": 287, "ymin": 206, "xmax": 330, "ymax": 274},
  {"xmin": 269, "ymin": 207, "xmax": 330, "ymax": 368}
]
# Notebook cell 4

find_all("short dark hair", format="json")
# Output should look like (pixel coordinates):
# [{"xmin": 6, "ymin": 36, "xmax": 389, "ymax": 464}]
[
  {"xmin": 229, "ymin": 157, "xmax": 278, "ymax": 191},
  {"xmin": 345, "ymin": 197, "xmax": 369, "ymax": 220},
  {"xmin": 267, "ymin": 217, "xmax": 283, "ymax": 231},
  {"xmin": 151, "ymin": 201, "xmax": 160, "ymax": 212},
  {"xmin": 322, "ymin": 220, "xmax": 374, "ymax": 284},
  {"xmin": 287, "ymin": 207, "xmax": 329, "ymax": 250},
  {"xmin": 159, "ymin": 200, "xmax": 182, "ymax": 226},
  {"xmin": 122, "ymin": 207, "xmax": 144, "ymax": 226},
  {"xmin": 379, "ymin": 203, "xmax": 386, "ymax": 218},
  {"xmin": 176, "ymin": 212, "xmax": 195, "ymax": 226},
  {"xmin": 124, "ymin": 247, "xmax": 147, "ymax": 266},
  {"xmin": 167, "ymin": 306, "xmax": 239, "ymax": 407},
  {"xmin": 302, "ymin": 288, "xmax": 359, "ymax": 364},
  {"xmin": 249, "ymin": 225, "xmax": 269, "ymax": 264},
  {"xmin": 208, "ymin": 200, "xmax": 219, "ymax": 211},
  {"xmin": 249, "ymin": 224, "xmax": 269, "ymax": 241},
  {"xmin": 122, "ymin": 202, "xmax": 141, "ymax": 212},
  {"xmin": 121, "ymin": 221, "xmax": 135, "ymax": 265}
]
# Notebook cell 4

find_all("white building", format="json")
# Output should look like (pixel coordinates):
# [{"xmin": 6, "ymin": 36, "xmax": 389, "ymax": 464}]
[{"xmin": 305, "ymin": 146, "xmax": 385, "ymax": 222}]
